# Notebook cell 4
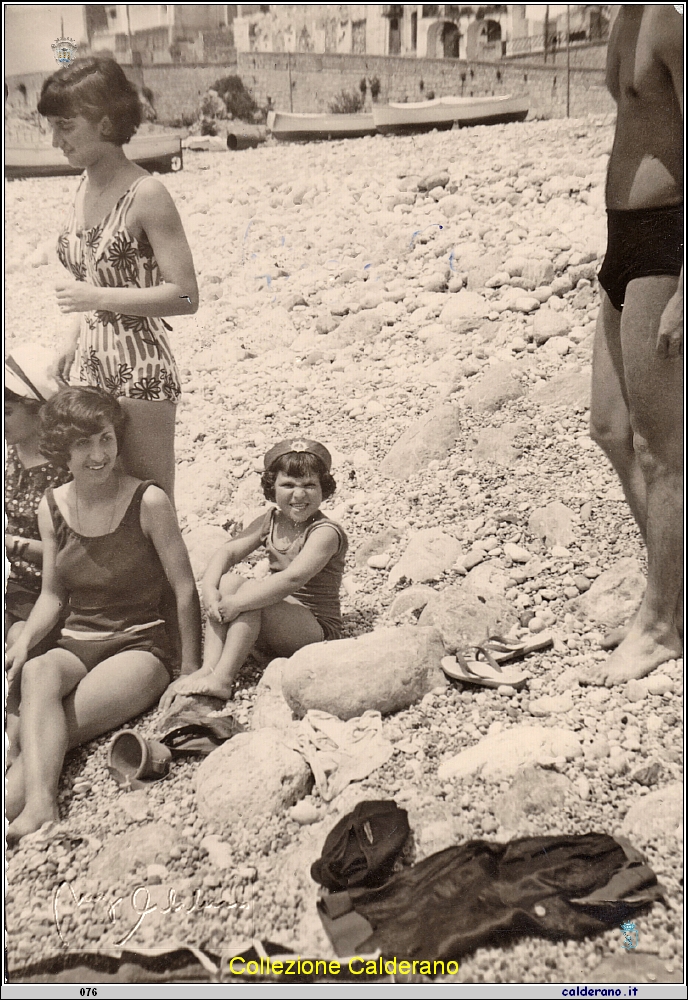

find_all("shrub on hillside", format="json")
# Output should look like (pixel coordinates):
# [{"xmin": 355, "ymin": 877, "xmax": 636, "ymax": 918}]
[
  {"xmin": 328, "ymin": 89, "xmax": 364, "ymax": 114},
  {"xmin": 211, "ymin": 75, "xmax": 260, "ymax": 121}
]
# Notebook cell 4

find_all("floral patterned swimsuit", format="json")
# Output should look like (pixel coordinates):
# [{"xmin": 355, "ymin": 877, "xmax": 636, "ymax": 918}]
[{"xmin": 57, "ymin": 174, "xmax": 182, "ymax": 402}]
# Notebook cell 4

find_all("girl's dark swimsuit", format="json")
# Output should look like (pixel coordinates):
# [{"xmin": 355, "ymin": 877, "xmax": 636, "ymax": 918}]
[{"xmin": 598, "ymin": 204, "xmax": 683, "ymax": 312}]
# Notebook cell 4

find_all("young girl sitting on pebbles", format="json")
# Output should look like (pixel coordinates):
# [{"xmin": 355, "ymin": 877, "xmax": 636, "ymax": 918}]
[{"xmin": 160, "ymin": 439, "xmax": 348, "ymax": 706}]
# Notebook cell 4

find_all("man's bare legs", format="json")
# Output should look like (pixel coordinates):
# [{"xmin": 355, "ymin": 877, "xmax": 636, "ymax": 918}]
[{"xmin": 590, "ymin": 282, "xmax": 683, "ymax": 683}]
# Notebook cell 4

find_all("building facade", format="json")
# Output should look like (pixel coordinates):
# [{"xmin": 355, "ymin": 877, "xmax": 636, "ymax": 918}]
[
  {"xmin": 89, "ymin": 4, "xmax": 237, "ymax": 64},
  {"xmin": 233, "ymin": 5, "xmax": 533, "ymax": 61}
]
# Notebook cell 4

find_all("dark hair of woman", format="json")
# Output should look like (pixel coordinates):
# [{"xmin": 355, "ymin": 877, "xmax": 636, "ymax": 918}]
[
  {"xmin": 39, "ymin": 386, "xmax": 127, "ymax": 469},
  {"xmin": 37, "ymin": 56, "xmax": 142, "ymax": 145},
  {"xmin": 4, "ymin": 388, "xmax": 42, "ymax": 415},
  {"xmin": 261, "ymin": 452, "xmax": 336, "ymax": 503}
]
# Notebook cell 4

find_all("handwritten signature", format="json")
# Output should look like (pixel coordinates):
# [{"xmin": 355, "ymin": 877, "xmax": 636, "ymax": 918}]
[{"xmin": 53, "ymin": 880, "xmax": 248, "ymax": 948}]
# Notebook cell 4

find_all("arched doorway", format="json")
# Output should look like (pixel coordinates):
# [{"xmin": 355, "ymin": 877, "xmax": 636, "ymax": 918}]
[{"xmin": 426, "ymin": 20, "xmax": 461, "ymax": 59}]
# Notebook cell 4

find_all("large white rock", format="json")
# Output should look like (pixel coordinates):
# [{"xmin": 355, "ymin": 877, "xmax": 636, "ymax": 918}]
[
  {"xmin": 567, "ymin": 557, "xmax": 645, "ymax": 628},
  {"xmin": 621, "ymin": 783, "xmax": 683, "ymax": 841},
  {"xmin": 380, "ymin": 403, "xmax": 462, "ymax": 480},
  {"xmin": 438, "ymin": 726, "xmax": 583, "ymax": 781},
  {"xmin": 250, "ymin": 658, "xmax": 294, "ymax": 730},
  {"xmin": 533, "ymin": 308, "xmax": 572, "ymax": 345},
  {"xmin": 281, "ymin": 626, "xmax": 447, "ymax": 721},
  {"xmin": 528, "ymin": 501, "xmax": 576, "ymax": 548},
  {"xmin": 469, "ymin": 423, "xmax": 525, "ymax": 468},
  {"xmin": 419, "ymin": 585, "xmax": 517, "ymax": 653},
  {"xmin": 463, "ymin": 361, "xmax": 525, "ymax": 413},
  {"xmin": 388, "ymin": 529, "xmax": 462, "ymax": 586},
  {"xmin": 196, "ymin": 729, "xmax": 312, "ymax": 826},
  {"xmin": 439, "ymin": 291, "xmax": 489, "ymax": 327},
  {"xmin": 89, "ymin": 822, "xmax": 180, "ymax": 881},
  {"xmin": 461, "ymin": 562, "xmax": 511, "ymax": 601},
  {"xmin": 531, "ymin": 369, "xmax": 591, "ymax": 410}
]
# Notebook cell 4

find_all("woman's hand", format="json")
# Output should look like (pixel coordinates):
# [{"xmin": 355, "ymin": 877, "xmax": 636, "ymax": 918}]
[
  {"xmin": 203, "ymin": 587, "xmax": 224, "ymax": 624},
  {"xmin": 55, "ymin": 279, "xmax": 103, "ymax": 314},
  {"xmin": 6, "ymin": 640, "xmax": 30, "ymax": 684},
  {"xmin": 657, "ymin": 286, "xmax": 683, "ymax": 358},
  {"xmin": 217, "ymin": 595, "xmax": 241, "ymax": 624},
  {"xmin": 158, "ymin": 670, "xmax": 207, "ymax": 712}
]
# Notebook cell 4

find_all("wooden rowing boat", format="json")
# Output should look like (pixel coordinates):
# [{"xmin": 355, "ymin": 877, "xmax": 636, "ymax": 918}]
[
  {"xmin": 5, "ymin": 133, "xmax": 183, "ymax": 179},
  {"xmin": 267, "ymin": 110, "xmax": 376, "ymax": 142},
  {"xmin": 372, "ymin": 95, "xmax": 529, "ymax": 135}
]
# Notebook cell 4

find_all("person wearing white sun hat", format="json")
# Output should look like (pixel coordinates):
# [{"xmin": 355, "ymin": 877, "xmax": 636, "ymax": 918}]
[
  {"xmin": 5, "ymin": 344, "xmax": 70, "ymax": 634},
  {"xmin": 5, "ymin": 344, "xmax": 71, "ymax": 763}
]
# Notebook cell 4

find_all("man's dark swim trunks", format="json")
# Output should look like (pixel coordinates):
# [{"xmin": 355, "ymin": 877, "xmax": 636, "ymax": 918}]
[{"xmin": 598, "ymin": 204, "xmax": 683, "ymax": 312}]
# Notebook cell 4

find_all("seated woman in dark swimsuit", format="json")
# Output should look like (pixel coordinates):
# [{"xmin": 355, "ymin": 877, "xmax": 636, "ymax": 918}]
[{"xmin": 5, "ymin": 387, "xmax": 201, "ymax": 843}]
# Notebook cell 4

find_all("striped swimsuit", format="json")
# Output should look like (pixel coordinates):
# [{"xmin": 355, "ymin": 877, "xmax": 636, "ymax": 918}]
[{"xmin": 57, "ymin": 174, "xmax": 182, "ymax": 402}]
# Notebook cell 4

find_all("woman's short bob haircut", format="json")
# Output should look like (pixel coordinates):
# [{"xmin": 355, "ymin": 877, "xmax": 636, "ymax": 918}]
[
  {"xmin": 261, "ymin": 452, "xmax": 336, "ymax": 503},
  {"xmin": 39, "ymin": 386, "xmax": 127, "ymax": 470},
  {"xmin": 37, "ymin": 57, "xmax": 142, "ymax": 146}
]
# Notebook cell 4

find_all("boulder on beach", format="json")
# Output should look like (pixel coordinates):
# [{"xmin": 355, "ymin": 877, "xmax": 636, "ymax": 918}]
[
  {"xmin": 566, "ymin": 557, "xmax": 645, "ymax": 628},
  {"xmin": 388, "ymin": 528, "xmax": 462, "ymax": 586},
  {"xmin": 250, "ymin": 658, "xmax": 294, "ymax": 730},
  {"xmin": 528, "ymin": 501, "xmax": 576, "ymax": 548},
  {"xmin": 463, "ymin": 361, "xmax": 525, "ymax": 413},
  {"xmin": 419, "ymin": 586, "xmax": 517, "ymax": 652},
  {"xmin": 380, "ymin": 403, "xmax": 463, "ymax": 480},
  {"xmin": 89, "ymin": 822, "xmax": 180, "ymax": 881},
  {"xmin": 439, "ymin": 291, "xmax": 489, "ymax": 328},
  {"xmin": 389, "ymin": 585, "xmax": 437, "ymax": 621},
  {"xmin": 196, "ymin": 729, "xmax": 312, "ymax": 826},
  {"xmin": 494, "ymin": 767, "xmax": 576, "ymax": 830},
  {"xmin": 531, "ymin": 369, "xmax": 591, "ymax": 410},
  {"xmin": 469, "ymin": 422, "xmax": 525, "ymax": 467},
  {"xmin": 532, "ymin": 308, "xmax": 572, "ymax": 345},
  {"xmin": 621, "ymin": 783, "xmax": 682, "ymax": 841},
  {"xmin": 438, "ymin": 725, "xmax": 583, "ymax": 781},
  {"xmin": 281, "ymin": 626, "xmax": 447, "ymax": 720}
]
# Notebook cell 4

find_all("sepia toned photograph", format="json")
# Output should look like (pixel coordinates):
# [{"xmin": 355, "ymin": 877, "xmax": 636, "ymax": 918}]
[{"xmin": 4, "ymin": 3, "xmax": 684, "ymax": 991}]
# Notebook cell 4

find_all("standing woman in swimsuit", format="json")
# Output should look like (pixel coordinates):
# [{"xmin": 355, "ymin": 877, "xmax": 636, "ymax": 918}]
[{"xmin": 37, "ymin": 57, "xmax": 198, "ymax": 499}]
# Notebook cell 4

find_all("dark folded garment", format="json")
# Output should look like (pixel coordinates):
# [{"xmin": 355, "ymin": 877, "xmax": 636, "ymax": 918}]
[{"xmin": 338, "ymin": 833, "xmax": 663, "ymax": 961}]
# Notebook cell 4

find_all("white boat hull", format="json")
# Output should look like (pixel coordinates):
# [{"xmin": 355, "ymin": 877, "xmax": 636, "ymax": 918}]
[
  {"xmin": 5, "ymin": 134, "xmax": 183, "ymax": 178},
  {"xmin": 267, "ymin": 111, "xmax": 376, "ymax": 142},
  {"xmin": 372, "ymin": 95, "xmax": 529, "ymax": 135}
]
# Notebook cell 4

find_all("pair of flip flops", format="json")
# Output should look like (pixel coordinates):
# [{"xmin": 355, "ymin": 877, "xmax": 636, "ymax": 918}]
[
  {"xmin": 107, "ymin": 713, "xmax": 244, "ymax": 790},
  {"xmin": 441, "ymin": 633, "xmax": 553, "ymax": 690}
]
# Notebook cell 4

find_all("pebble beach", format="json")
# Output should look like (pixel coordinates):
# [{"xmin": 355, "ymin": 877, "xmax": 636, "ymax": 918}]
[{"xmin": 5, "ymin": 116, "xmax": 684, "ymax": 984}]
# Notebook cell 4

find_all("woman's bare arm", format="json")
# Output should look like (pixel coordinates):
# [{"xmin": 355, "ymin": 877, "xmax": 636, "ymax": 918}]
[{"xmin": 140, "ymin": 485, "xmax": 202, "ymax": 675}]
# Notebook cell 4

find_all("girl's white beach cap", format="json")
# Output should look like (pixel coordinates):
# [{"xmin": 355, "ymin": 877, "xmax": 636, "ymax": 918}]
[{"xmin": 5, "ymin": 343, "xmax": 64, "ymax": 402}]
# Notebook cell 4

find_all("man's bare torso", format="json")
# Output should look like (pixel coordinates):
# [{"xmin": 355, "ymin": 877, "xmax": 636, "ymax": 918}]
[{"xmin": 605, "ymin": 5, "xmax": 683, "ymax": 210}]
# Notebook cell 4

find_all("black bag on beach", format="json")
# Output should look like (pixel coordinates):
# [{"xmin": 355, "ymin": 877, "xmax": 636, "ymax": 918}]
[{"xmin": 311, "ymin": 800, "xmax": 410, "ymax": 892}]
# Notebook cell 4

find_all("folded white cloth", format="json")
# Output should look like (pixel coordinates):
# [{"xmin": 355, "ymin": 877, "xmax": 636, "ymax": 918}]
[{"xmin": 285, "ymin": 709, "xmax": 393, "ymax": 802}]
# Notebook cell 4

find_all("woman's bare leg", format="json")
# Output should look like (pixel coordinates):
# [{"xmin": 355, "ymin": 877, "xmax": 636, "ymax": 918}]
[
  {"xmin": 118, "ymin": 398, "xmax": 177, "ymax": 503},
  {"xmin": 5, "ymin": 621, "xmax": 25, "ymax": 762},
  {"xmin": 7, "ymin": 648, "xmax": 169, "ymax": 843},
  {"xmin": 7, "ymin": 649, "xmax": 86, "ymax": 843}
]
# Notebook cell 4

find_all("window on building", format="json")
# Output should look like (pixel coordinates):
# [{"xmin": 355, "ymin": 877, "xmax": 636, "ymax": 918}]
[
  {"xmin": 422, "ymin": 6, "xmax": 440, "ymax": 18},
  {"xmin": 411, "ymin": 11, "xmax": 418, "ymax": 50},
  {"xmin": 389, "ymin": 16, "xmax": 401, "ymax": 55},
  {"xmin": 352, "ymin": 19, "xmax": 366, "ymax": 55}
]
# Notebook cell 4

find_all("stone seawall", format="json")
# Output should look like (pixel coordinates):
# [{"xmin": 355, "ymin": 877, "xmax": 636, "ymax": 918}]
[
  {"xmin": 6, "ymin": 50, "xmax": 612, "ymax": 128},
  {"xmin": 236, "ymin": 51, "xmax": 613, "ymax": 120}
]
